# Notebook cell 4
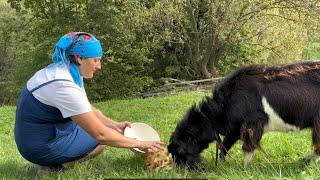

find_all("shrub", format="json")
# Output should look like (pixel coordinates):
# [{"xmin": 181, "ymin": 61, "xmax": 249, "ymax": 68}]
[{"xmin": 85, "ymin": 62, "xmax": 154, "ymax": 102}]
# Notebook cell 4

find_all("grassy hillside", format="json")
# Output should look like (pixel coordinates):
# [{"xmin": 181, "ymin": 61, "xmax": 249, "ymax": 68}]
[{"xmin": 0, "ymin": 92, "xmax": 319, "ymax": 179}]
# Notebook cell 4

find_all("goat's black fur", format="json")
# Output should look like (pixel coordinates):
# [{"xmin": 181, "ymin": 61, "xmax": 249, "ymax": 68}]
[{"xmin": 168, "ymin": 61, "xmax": 320, "ymax": 168}]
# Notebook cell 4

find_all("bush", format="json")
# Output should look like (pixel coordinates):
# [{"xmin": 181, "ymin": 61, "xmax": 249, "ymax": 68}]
[{"xmin": 85, "ymin": 62, "xmax": 154, "ymax": 102}]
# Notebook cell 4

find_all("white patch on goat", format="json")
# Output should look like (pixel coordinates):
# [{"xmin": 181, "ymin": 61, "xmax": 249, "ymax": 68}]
[
  {"xmin": 244, "ymin": 152, "xmax": 254, "ymax": 166},
  {"xmin": 262, "ymin": 96, "xmax": 300, "ymax": 132}
]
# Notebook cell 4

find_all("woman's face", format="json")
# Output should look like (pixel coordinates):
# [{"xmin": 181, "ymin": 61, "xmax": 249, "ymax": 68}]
[{"xmin": 78, "ymin": 57, "xmax": 102, "ymax": 79}]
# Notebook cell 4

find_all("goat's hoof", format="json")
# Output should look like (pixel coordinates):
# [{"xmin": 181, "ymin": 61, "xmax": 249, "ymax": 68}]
[
  {"xmin": 298, "ymin": 157, "xmax": 310, "ymax": 165},
  {"xmin": 219, "ymin": 153, "xmax": 226, "ymax": 161}
]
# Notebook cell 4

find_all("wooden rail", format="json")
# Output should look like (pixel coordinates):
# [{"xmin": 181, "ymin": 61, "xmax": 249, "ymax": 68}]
[{"xmin": 140, "ymin": 77, "xmax": 224, "ymax": 98}]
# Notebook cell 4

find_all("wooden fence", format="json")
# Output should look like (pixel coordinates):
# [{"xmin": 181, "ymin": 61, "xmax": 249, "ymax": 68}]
[{"xmin": 140, "ymin": 77, "xmax": 224, "ymax": 98}]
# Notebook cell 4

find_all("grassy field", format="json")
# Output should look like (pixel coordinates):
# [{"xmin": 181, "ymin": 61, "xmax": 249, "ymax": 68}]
[{"xmin": 0, "ymin": 92, "xmax": 319, "ymax": 179}]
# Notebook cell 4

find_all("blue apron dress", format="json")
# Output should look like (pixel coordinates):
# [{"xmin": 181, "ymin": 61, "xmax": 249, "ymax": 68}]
[{"xmin": 14, "ymin": 79, "xmax": 99, "ymax": 166}]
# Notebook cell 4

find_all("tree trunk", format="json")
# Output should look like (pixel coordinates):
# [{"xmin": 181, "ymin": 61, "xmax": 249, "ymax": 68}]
[
  {"xmin": 208, "ymin": 46, "xmax": 220, "ymax": 78},
  {"xmin": 200, "ymin": 57, "xmax": 210, "ymax": 79}
]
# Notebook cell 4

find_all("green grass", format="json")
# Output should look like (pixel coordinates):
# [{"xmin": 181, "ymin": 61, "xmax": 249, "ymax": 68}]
[{"xmin": 0, "ymin": 92, "xmax": 319, "ymax": 179}]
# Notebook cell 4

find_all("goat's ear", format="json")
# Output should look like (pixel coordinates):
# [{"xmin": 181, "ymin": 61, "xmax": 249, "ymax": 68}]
[
  {"xmin": 195, "ymin": 112, "xmax": 215, "ymax": 142},
  {"xmin": 199, "ymin": 128, "xmax": 215, "ymax": 142}
]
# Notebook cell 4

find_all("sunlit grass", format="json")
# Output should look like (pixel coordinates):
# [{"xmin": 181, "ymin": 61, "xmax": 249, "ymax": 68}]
[{"xmin": 0, "ymin": 92, "xmax": 319, "ymax": 179}]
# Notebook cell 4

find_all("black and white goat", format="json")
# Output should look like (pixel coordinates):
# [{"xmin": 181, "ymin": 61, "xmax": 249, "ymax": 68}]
[{"xmin": 168, "ymin": 61, "xmax": 320, "ymax": 168}]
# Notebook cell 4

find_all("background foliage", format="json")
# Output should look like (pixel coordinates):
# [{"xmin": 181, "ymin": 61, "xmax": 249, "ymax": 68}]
[{"xmin": 1, "ymin": 0, "xmax": 320, "ymax": 104}]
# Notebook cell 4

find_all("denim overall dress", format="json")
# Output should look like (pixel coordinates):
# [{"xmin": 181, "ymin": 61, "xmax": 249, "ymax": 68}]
[{"xmin": 14, "ymin": 79, "xmax": 99, "ymax": 166}]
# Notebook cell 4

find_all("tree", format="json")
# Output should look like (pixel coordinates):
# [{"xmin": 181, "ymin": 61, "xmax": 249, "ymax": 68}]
[
  {"xmin": 4, "ymin": 0, "xmax": 320, "ymax": 103},
  {"xmin": 147, "ymin": 0, "xmax": 319, "ymax": 78},
  {"xmin": 0, "ymin": 0, "xmax": 31, "ymax": 104},
  {"xmin": 6, "ymin": 0, "xmax": 160, "ymax": 101}
]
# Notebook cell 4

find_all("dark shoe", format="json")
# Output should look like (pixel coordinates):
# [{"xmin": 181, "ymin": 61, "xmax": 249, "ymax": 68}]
[{"xmin": 36, "ymin": 165, "xmax": 62, "ymax": 178}]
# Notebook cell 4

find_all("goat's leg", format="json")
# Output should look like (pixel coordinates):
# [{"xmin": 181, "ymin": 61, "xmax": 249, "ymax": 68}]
[
  {"xmin": 306, "ymin": 118, "xmax": 320, "ymax": 163},
  {"xmin": 219, "ymin": 134, "xmax": 239, "ymax": 161},
  {"xmin": 241, "ymin": 123, "xmax": 264, "ymax": 166}
]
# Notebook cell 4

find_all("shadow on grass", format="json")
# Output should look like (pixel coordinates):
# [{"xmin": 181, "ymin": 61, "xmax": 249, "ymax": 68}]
[
  {"xmin": 100, "ymin": 152, "xmax": 208, "ymax": 179},
  {"xmin": 95, "ymin": 150, "xmax": 311, "ymax": 179},
  {"xmin": 0, "ymin": 160, "xmax": 36, "ymax": 179},
  {"xmin": 107, "ymin": 153, "xmax": 145, "ymax": 171},
  {"xmin": 201, "ymin": 158, "xmax": 310, "ymax": 178}
]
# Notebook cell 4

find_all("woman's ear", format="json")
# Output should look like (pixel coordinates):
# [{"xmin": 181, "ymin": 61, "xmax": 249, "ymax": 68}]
[
  {"xmin": 75, "ymin": 57, "xmax": 83, "ymax": 65},
  {"xmin": 69, "ymin": 55, "xmax": 81, "ymax": 65}
]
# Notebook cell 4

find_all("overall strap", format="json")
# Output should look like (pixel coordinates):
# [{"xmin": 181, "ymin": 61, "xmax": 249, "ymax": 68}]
[{"xmin": 30, "ymin": 79, "xmax": 72, "ymax": 93}]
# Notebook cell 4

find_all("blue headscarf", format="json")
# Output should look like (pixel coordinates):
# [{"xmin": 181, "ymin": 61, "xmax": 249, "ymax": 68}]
[{"xmin": 52, "ymin": 32, "xmax": 103, "ymax": 88}]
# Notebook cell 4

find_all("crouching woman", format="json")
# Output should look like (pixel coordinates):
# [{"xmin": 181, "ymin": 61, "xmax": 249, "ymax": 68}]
[{"xmin": 14, "ymin": 32, "xmax": 164, "ymax": 176}]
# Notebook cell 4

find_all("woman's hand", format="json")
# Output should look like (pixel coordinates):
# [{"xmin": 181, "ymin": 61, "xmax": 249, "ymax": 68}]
[
  {"xmin": 138, "ymin": 141, "xmax": 165, "ymax": 153},
  {"xmin": 114, "ymin": 121, "xmax": 131, "ymax": 134}
]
